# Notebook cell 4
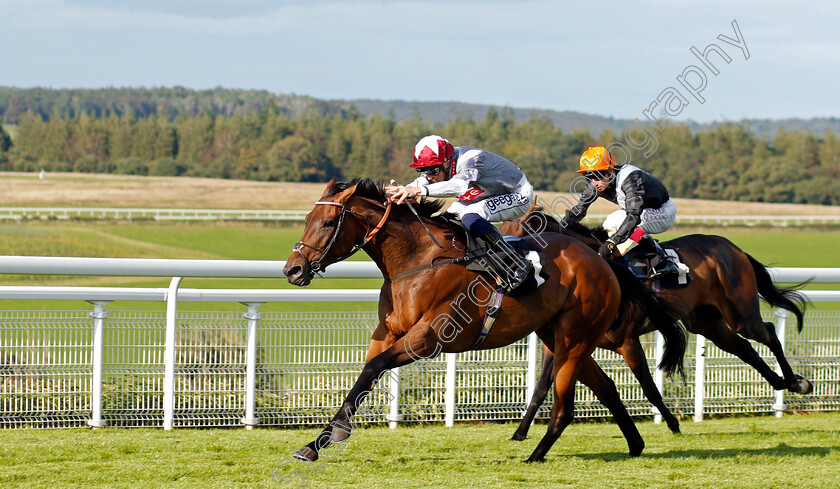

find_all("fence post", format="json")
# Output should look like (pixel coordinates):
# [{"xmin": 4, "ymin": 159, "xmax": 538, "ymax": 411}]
[
  {"xmin": 773, "ymin": 309, "xmax": 790, "ymax": 417},
  {"xmin": 388, "ymin": 367, "xmax": 402, "ymax": 429},
  {"xmin": 163, "ymin": 277, "xmax": 182, "ymax": 431},
  {"xmin": 87, "ymin": 300, "xmax": 111, "ymax": 428},
  {"xmin": 694, "ymin": 335, "xmax": 706, "ymax": 422},
  {"xmin": 652, "ymin": 331, "xmax": 665, "ymax": 424},
  {"xmin": 241, "ymin": 302, "xmax": 263, "ymax": 430},
  {"xmin": 525, "ymin": 332, "xmax": 538, "ymax": 415},
  {"xmin": 445, "ymin": 353, "xmax": 457, "ymax": 427}
]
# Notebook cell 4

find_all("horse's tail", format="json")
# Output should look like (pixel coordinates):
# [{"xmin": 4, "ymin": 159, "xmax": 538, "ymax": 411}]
[
  {"xmin": 607, "ymin": 260, "xmax": 687, "ymax": 378},
  {"xmin": 746, "ymin": 253, "xmax": 809, "ymax": 332}
]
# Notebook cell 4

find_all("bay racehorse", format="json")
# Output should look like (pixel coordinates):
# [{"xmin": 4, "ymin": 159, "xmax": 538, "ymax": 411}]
[
  {"xmin": 283, "ymin": 178, "xmax": 685, "ymax": 462},
  {"xmin": 501, "ymin": 209, "xmax": 809, "ymax": 438}
]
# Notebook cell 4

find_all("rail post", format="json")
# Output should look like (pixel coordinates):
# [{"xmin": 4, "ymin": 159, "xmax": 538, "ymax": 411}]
[
  {"xmin": 163, "ymin": 277, "xmax": 182, "ymax": 430},
  {"xmin": 525, "ymin": 332, "xmax": 538, "ymax": 417},
  {"xmin": 694, "ymin": 335, "xmax": 706, "ymax": 422},
  {"xmin": 241, "ymin": 302, "xmax": 263, "ymax": 429},
  {"xmin": 652, "ymin": 331, "xmax": 665, "ymax": 424},
  {"xmin": 387, "ymin": 367, "xmax": 402, "ymax": 429},
  {"xmin": 445, "ymin": 353, "xmax": 457, "ymax": 427},
  {"xmin": 87, "ymin": 300, "xmax": 111, "ymax": 428},
  {"xmin": 773, "ymin": 309, "xmax": 790, "ymax": 417}
]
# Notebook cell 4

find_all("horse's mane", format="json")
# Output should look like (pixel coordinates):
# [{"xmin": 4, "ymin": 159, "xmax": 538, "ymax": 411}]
[
  {"xmin": 326, "ymin": 178, "xmax": 446, "ymax": 218},
  {"xmin": 564, "ymin": 220, "xmax": 609, "ymax": 241},
  {"xmin": 531, "ymin": 206, "xmax": 609, "ymax": 241}
]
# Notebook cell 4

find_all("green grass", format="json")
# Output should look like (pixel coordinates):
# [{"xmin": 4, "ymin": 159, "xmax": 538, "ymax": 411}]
[
  {"xmin": 1, "ymin": 413, "xmax": 839, "ymax": 488},
  {"xmin": 0, "ymin": 221, "xmax": 382, "ymax": 312},
  {"xmin": 660, "ymin": 227, "xmax": 840, "ymax": 269},
  {"xmin": 0, "ymin": 221, "xmax": 837, "ymax": 311}
]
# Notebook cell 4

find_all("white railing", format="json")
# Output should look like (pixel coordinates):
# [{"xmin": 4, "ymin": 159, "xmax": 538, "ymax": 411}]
[
  {"xmin": 1, "ymin": 207, "xmax": 839, "ymax": 227},
  {"xmin": 0, "ymin": 207, "xmax": 310, "ymax": 221},
  {"xmin": 0, "ymin": 256, "xmax": 838, "ymax": 430}
]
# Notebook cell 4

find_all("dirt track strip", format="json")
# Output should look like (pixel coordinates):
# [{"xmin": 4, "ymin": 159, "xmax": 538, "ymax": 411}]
[{"xmin": 3, "ymin": 172, "xmax": 839, "ymax": 216}]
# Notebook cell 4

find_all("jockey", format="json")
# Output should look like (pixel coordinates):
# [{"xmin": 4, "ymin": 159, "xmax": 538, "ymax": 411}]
[
  {"xmin": 385, "ymin": 135, "xmax": 534, "ymax": 291},
  {"xmin": 564, "ymin": 145, "xmax": 679, "ymax": 278}
]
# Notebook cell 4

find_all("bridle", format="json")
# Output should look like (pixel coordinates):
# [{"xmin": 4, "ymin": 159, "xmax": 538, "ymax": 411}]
[{"xmin": 292, "ymin": 199, "xmax": 392, "ymax": 279}]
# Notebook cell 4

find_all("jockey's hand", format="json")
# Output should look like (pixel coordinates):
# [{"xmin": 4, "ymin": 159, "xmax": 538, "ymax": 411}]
[
  {"xmin": 385, "ymin": 185, "xmax": 420, "ymax": 205},
  {"xmin": 598, "ymin": 240, "xmax": 617, "ymax": 259}
]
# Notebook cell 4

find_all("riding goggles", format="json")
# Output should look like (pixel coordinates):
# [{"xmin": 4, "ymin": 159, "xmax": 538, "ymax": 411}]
[{"xmin": 416, "ymin": 165, "xmax": 443, "ymax": 176}]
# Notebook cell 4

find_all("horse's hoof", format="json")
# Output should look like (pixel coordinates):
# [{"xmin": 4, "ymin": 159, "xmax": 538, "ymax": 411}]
[
  {"xmin": 524, "ymin": 456, "xmax": 545, "ymax": 463},
  {"xmin": 511, "ymin": 432, "xmax": 527, "ymax": 441},
  {"xmin": 628, "ymin": 440, "xmax": 645, "ymax": 457},
  {"xmin": 667, "ymin": 422, "xmax": 681, "ymax": 434},
  {"xmin": 293, "ymin": 445, "xmax": 319, "ymax": 462},
  {"xmin": 791, "ymin": 375, "xmax": 814, "ymax": 395}
]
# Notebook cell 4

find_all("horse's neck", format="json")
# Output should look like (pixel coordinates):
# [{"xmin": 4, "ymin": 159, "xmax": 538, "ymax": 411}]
[{"xmin": 364, "ymin": 209, "xmax": 458, "ymax": 278}]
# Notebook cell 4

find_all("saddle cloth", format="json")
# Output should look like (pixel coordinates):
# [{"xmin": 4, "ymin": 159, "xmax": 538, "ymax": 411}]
[
  {"xmin": 464, "ymin": 236, "xmax": 549, "ymax": 296},
  {"xmin": 624, "ymin": 246, "xmax": 691, "ymax": 288}
]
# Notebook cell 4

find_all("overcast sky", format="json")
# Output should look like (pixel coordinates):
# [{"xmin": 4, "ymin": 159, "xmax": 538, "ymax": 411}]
[{"xmin": 1, "ymin": 1, "xmax": 837, "ymax": 123}]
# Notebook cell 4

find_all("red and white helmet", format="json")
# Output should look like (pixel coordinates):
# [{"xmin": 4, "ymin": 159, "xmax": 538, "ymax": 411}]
[{"xmin": 410, "ymin": 135, "xmax": 454, "ymax": 169}]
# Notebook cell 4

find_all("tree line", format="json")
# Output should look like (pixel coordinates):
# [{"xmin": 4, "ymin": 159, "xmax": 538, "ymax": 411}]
[{"xmin": 0, "ymin": 106, "xmax": 838, "ymax": 205}]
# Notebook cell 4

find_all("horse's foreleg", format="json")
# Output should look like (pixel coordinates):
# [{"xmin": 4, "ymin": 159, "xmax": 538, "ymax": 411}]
[
  {"xmin": 576, "ymin": 355, "xmax": 645, "ymax": 456},
  {"xmin": 294, "ymin": 324, "xmax": 438, "ymax": 462},
  {"xmin": 617, "ymin": 339, "xmax": 680, "ymax": 434},
  {"xmin": 512, "ymin": 345, "xmax": 554, "ymax": 441}
]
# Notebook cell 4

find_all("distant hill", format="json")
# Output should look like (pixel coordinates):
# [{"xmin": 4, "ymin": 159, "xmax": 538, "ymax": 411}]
[
  {"xmin": 1, "ymin": 87, "xmax": 838, "ymax": 138},
  {"xmin": 338, "ymin": 99, "xmax": 840, "ymax": 139},
  {"xmin": 330, "ymin": 98, "xmax": 643, "ymax": 135}
]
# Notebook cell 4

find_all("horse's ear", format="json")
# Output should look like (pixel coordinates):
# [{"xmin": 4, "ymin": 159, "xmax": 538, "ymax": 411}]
[
  {"xmin": 320, "ymin": 178, "xmax": 338, "ymax": 198},
  {"xmin": 333, "ymin": 183, "xmax": 358, "ymax": 204}
]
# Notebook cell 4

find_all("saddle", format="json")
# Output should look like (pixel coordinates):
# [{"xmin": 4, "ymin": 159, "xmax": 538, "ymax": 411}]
[
  {"xmin": 624, "ymin": 246, "xmax": 691, "ymax": 289},
  {"xmin": 459, "ymin": 225, "xmax": 549, "ymax": 297}
]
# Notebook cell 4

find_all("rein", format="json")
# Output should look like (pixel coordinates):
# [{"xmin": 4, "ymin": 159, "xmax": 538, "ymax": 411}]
[
  {"xmin": 294, "ymin": 196, "xmax": 475, "ymax": 282},
  {"xmin": 292, "ymin": 199, "xmax": 392, "ymax": 278}
]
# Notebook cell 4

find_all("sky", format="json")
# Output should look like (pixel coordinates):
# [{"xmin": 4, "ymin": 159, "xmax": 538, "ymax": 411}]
[{"xmin": 0, "ymin": 0, "xmax": 837, "ymax": 123}]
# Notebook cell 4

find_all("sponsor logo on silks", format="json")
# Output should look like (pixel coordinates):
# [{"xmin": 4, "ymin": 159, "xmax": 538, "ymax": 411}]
[
  {"xmin": 485, "ymin": 193, "xmax": 528, "ymax": 212},
  {"xmin": 459, "ymin": 187, "xmax": 485, "ymax": 201},
  {"xmin": 580, "ymin": 156, "xmax": 601, "ymax": 172}
]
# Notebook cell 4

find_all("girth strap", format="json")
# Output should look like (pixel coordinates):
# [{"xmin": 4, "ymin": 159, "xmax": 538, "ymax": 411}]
[
  {"xmin": 387, "ymin": 254, "xmax": 479, "ymax": 282},
  {"xmin": 471, "ymin": 288, "xmax": 505, "ymax": 349}
]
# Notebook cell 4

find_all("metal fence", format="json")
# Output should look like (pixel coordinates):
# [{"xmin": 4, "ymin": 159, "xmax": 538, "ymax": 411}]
[
  {"xmin": 2, "ymin": 307, "xmax": 839, "ymax": 430},
  {"xmin": 0, "ymin": 258, "xmax": 839, "ymax": 430}
]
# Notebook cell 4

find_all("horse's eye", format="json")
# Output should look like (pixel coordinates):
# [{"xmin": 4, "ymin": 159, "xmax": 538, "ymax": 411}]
[{"xmin": 323, "ymin": 220, "xmax": 336, "ymax": 228}]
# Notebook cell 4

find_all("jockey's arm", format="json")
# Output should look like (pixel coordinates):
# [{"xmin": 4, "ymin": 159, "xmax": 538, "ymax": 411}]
[
  {"xmin": 386, "ymin": 172, "xmax": 472, "ymax": 203},
  {"xmin": 421, "ymin": 173, "xmax": 472, "ymax": 197},
  {"xmin": 609, "ymin": 174, "xmax": 645, "ymax": 245},
  {"xmin": 564, "ymin": 183, "xmax": 597, "ymax": 224}
]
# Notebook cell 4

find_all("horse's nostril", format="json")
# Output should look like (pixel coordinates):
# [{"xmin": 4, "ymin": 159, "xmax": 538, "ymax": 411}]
[{"xmin": 286, "ymin": 265, "xmax": 302, "ymax": 278}]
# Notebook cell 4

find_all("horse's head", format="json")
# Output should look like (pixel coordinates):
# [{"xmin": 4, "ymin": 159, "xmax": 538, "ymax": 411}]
[{"xmin": 284, "ymin": 178, "xmax": 375, "ymax": 286}]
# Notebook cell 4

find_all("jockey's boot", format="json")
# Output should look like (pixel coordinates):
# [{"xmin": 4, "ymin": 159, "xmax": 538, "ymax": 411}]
[
  {"xmin": 639, "ymin": 234, "xmax": 679, "ymax": 278},
  {"xmin": 483, "ymin": 226, "xmax": 533, "ymax": 291}
]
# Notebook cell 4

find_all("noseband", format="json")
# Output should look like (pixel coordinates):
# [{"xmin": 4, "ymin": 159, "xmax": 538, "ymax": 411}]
[{"xmin": 293, "ymin": 200, "xmax": 391, "ymax": 279}]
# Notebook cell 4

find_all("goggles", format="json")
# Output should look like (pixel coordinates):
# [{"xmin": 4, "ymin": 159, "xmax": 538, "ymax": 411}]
[{"xmin": 416, "ymin": 165, "xmax": 443, "ymax": 176}]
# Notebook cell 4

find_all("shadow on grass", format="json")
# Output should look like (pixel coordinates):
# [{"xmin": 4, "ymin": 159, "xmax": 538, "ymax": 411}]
[{"xmin": 568, "ymin": 443, "xmax": 839, "ymax": 462}]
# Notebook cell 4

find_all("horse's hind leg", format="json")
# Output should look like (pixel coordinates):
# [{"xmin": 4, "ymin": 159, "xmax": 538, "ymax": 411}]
[
  {"xmin": 713, "ymin": 299, "xmax": 813, "ymax": 394},
  {"xmin": 689, "ymin": 306, "xmax": 793, "ymax": 391},
  {"xmin": 526, "ymin": 368, "xmax": 576, "ymax": 462},
  {"xmin": 512, "ymin": 345, "xmax": 554, "ymax": 441},
  {"xmin": 576, "ymin": 355, "xmax": 645, "ymax": 456},
  {"xmin": 617, "ymin": 338, "xmax": 680, "ymax": 434}
]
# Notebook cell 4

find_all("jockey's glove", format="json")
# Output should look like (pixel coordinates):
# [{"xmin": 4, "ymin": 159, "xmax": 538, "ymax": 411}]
[{"xmin": 598, "ymin": 240, "xmax": 617, "ymax": 259}]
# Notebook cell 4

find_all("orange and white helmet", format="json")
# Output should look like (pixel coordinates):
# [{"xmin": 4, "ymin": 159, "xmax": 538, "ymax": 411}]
[
  {"xmin": 410, "ymin": 135, "xmax": 454, "ymax": 169},
  {"xmin": 577, "ymin": 146, "xmax": 616, "ymax": 174}
]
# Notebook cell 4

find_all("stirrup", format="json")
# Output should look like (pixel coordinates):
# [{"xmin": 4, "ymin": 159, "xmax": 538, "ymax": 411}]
[{"xmin": 649, "ymin": 261, "xmax": 679, "ymax": 278}]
